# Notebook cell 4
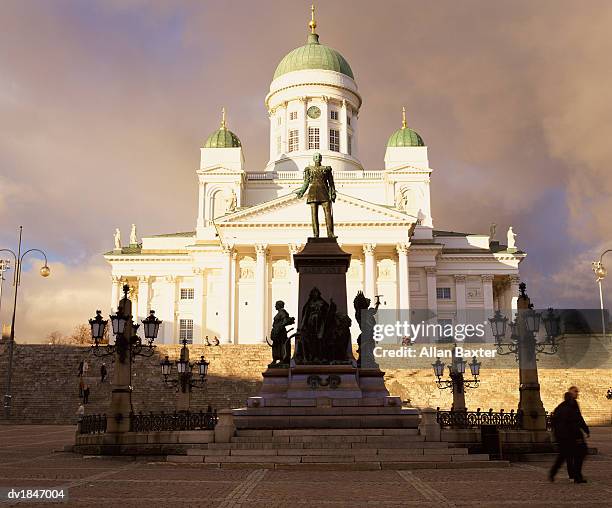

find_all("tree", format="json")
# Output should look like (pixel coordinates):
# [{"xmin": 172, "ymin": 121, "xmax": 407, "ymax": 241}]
[
  {"xmin": 67, "ymin": 324, "xmax": 91, "ymax": 345},
  {"xmin": 47, "ymin": 331, "xmax": 66, "ymax": 345}
]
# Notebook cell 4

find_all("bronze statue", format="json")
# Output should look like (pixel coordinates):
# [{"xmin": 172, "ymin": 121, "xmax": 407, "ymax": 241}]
[
  {"xmin": 296, "ymin": 288, "xmax": 352, "ymax": 364},
  {"xmin": 354, "ymin": 291, "xmax": 381, "ymax": 368},
  {"xmin": 267, "ymin": 300, "xmax": 294, "ymax": 366},
  {"xmin": 296, "ymin": 153, "xmax": 336, "ymax": 238}
]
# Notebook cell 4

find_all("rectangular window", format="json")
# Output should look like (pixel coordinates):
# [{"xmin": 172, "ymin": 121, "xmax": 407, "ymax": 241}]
[
  {"xmin": 436, "ymin": 287, "xmax": 451, "ymax": 300},
  {"xmin": 179, "ymin": 319, "xmax": 193, "ymax": 343},
  {"xmin": 347, "ymin": 134, "xmax": 352, "ymax": 155},
  {"xmin": 289, "ymin": 111, "xmax": 298, "ymax": 120},
  {"xmin": 437, "ymin": 318, "xmax": 454, "ymax": 343},
  {"xmin": 180, "ymin": 288, "xmax": 194, "ymax": 300},
  {"xmin": 330, "ymin": 110, "xmax": 338, "ymax": 120},
  {"xmin": 347, "ymin": 116, "xmax": 351, "ymax": 126},
  {"xmin": 308, "ymin": 127, "xmax": 320, "ymax": 149},
  {"xmin": 288, "ymin": 129, "xmax": 299, "ymax": 152},
  {"xmin": 329, "ymin": 129, "xmax": 340, "ymax": 152},
  {"xmin": 276, "ymin": 136, "xmax": 282, "ymax": 154}
]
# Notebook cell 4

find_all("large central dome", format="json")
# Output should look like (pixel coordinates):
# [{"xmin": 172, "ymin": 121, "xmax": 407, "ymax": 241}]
[{"xmin": 273, "ymin": 25, "xmax": 354, "ymax": 81}]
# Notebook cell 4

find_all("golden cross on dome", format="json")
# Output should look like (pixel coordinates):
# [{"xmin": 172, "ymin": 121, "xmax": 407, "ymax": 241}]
[
  {"xmin": 221, "ymin": 107, "xmax": 227, "ymax": 129},
  {"xmin": 309, "ymin": 4, "xmax": 317, "ymax": 34},
  {"xmin": 402, "ymin": 106, "xmax": 407, "ymax": 129}
]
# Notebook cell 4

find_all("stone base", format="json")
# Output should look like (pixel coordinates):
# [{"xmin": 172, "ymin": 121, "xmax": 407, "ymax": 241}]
[{"xmin": 237, "ymin": 364, "xmax": 416, "ymax": 429}]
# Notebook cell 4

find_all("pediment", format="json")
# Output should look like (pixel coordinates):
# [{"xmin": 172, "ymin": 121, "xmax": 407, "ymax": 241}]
[
  {"xmin": 198, "ymin": 165, "xmax": 245, "ymax": 175},
  {"xmin": 214, "ymin": 192, "xmax": 416, "ymax": 226},
  {"xmin": 384, "ymin": 164, "xmax": 431, "ymax": 174}
]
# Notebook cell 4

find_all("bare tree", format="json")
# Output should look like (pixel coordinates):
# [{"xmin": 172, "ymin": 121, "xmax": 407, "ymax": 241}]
[{"xmin": 47, "ymin": 331, "xmax": 65, "ymax": 345}]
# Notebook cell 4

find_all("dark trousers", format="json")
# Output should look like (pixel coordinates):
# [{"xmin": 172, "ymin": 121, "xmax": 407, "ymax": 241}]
[{"xmin": 550, "ymin": 438, "xmax": 587, "ymax": 480}]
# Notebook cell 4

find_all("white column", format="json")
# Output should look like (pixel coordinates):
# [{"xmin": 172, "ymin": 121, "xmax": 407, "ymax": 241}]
[
  {"xmin": 137, "ymin": 276, "xmax": 150, "ymax": 323},
  {"xmin": 268, "ymin": 110, "xmax": 275, "ymax": 161},
  {"xmin": 221, "ymin": 244, "xmax": 233, "ymax": 344},
  {"xmin": 196, "ymin": 181, "xmax": 205, "ymax": 232},
  {"xmin": 229, "ymin": 251, "xmax": 237, "ymax": 343},
  {"xmin": 300, "ymin": 97, "xmax": 308, "ymax": 151},
  {"xmin": 509, "ymin": 275, "xmax": 521, "ymax": 317},
  {"xmin": 110, "ymin": 276, "xmax": 121, "ymax": 312},
  {"xmin": 164, "ymin": 275, "xmax": 177, "ymax": 344},
  {"xmin": 282, "ymin": 101, "xmax": 288, "ymax": 153},
  {"xmin": 454, "ymin": 275, "xmax": 467, "ymax": 325},
  {"xmin": 351, "ymin": 112, "xmax": 358, "ymax": 158},
  {"xmin": 321, "ymin": 96, "xmax": 329, "ymax": 151},
  {"xmin": 425, "ymin": 266, "xmax": 437, "ymax": 320},
  {"xmin": 288, "ymin": 243, "xmax": 302, "ymax": 318},
  {"xmin": 363, "ymin": 243, "xmax": 377, "ymax": 299},
  {"xmin": 193, "ymin": 269, "xmax": 205, "ymax": 344},
  {"xmin": 482, "ymin": 275, "xmax": 494, "ymax": 339},
  {"xmin": 255, "ymin": 244, "xmax": 268, "ymax": 343},
  {"xmin": 396, "ymin": 243, "xmax": 410, "ymax": 320},
  {"xmin": 340, "ymin": 99, "xmax": 348, "ymax": 154}
]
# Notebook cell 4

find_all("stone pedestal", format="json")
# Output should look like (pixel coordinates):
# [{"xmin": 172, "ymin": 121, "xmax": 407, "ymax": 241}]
[{"xmin": 293, "ymin": 237, "xmax": 351, "ymax": 321}]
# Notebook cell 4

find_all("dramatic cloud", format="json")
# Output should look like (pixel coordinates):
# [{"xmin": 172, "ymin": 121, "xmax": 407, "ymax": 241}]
[{"xmin": 1, "ymin": 0, "xmax": 611, "ymax": 340}]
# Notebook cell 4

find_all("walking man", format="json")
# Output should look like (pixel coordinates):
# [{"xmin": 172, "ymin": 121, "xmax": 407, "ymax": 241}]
[
  {"xmin": 549, "ymin": 386, "xmax": 589, "ymax": 483},
  {"xmin": 83, "ymin": 384, "xmax": 90, "ymax": 405},
  {"xmin": 100, "ymin": 363, "xmax": 107, "ymax": 383}
]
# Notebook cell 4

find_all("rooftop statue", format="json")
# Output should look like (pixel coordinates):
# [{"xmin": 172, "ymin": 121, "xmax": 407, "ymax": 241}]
[{"xmin": 296, "ymin": 153, "xmax": 336, "ymax": 238}]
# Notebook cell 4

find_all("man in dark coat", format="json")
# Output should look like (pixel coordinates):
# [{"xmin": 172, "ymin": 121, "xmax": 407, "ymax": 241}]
[{"xmin": 549, "ymin": 386, "xmax": 589, "ymax": 483}]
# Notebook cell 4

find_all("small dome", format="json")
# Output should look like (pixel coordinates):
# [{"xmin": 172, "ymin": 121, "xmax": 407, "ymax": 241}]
[
  {"xmin": 204, "ymin": 127, "xmax": 241, "ymax": 148},
  {"xmin": 273, "ymin": 33, "xmax": 354, "ymax": 80},
  {"xmin": 203, "ymin": 108, "xmax": 241, "ymax": 148},
  {"xmin": 387, "ymin": 128, "xmax": 425, "ymax": 147},
  {"xmin": 387, "ymin": 107, "xmax": 425, "ymax": 147}
]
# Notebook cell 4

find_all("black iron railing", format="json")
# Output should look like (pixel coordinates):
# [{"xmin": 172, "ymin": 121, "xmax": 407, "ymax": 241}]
[
  {"xmin": 79, "ymin": 414, "xmax": 107, "ymax": 434},
  {"xmin": 129, "ymin": 407, "xmax": 218, "ymax": 432},
  {"xmin": 436, "ymin": 408, "xmax": 523, "ymax": 429}
]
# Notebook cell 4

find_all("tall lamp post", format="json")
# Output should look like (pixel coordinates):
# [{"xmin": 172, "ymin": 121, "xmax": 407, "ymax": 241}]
[
  {"xmin": 1, "ymin": 226, "xmax": 50, "ymax": 418},
  {"xmin": 432, "ymin": 346, "xmax": 481, "ymax": 411},
  {"xmin": 88, "ymin": 284, "xmax": 161, "ymax": 432},
  {"xmin": 592, "ymin": 249, "xmax": 611, "ymax": 341},
  {"xmin": 160, "ymin": 338, "xmax": 209, "ymax": 412},
  {"xmin": 489, "ymin": 282, "xmax": 561, "ymax": 431}
]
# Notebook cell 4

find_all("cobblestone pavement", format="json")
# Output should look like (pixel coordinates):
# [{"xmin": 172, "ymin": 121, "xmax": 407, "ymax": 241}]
[{"xmin": 0, "ymin": 425, "xmax": 611, "ymax": 507}]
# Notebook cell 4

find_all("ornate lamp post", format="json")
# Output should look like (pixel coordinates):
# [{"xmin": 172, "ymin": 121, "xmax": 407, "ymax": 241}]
[
  {"xmin": 592, "ymin": 249, "xmax": 611, "ymax": 341},
  {"xmin": 1, "ymin": 226, "xmax": 50, "ymax": 418},
  {"xmin": 88, "ymin": 284, "xmax": 161, "ymax": 432},
  {"xmin": 488, "ymin": 282, "xmax": 561, "ymax": 431},
  {"xmin": 432, "ymin": 346, "xmax": 481, "ymax": 411},
  {"xmin": 160, "ymin": 338, "xmax": 209, "ymax": 411}
]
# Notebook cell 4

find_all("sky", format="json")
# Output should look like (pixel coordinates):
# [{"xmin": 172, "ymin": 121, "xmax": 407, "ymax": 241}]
[{"xmin": 1, "ymin": 0, "xmax": 611, "ymax": 342}]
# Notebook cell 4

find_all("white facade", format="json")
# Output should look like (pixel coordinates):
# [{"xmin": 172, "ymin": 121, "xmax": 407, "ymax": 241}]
[{"xmin": 105, "ymin": 19, "xmax": 524, "ymax": 345}]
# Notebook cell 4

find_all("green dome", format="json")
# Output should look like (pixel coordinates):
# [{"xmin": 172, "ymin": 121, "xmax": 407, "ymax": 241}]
[
  {"xmin": 387, "ymin": 127, "xmax": 425, "ymax": 147},
  {"xmin": 204, "ymin": 127, "xmax": 241, "ymax": 148},
  {"xmin": 273, "ymin": 33, "xmax": 354, "ymax": 80}
]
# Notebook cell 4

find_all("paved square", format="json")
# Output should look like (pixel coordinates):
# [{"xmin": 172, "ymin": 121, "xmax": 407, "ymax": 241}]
[{"xmin": 0, "ymin": 425, "xmax": 611, "ymax": 507}]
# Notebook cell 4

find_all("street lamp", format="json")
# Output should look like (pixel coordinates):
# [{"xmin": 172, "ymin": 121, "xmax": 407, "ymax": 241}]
[
  {"xmin": 0, "ymin": 259, "xmax": 11, "ymax": 325},
  {"xmin": 592, "ymin": 249, "xmax": 611, "ymax": 341},
  {"xmin": 1, "ymin": 226, "xmax": 50, "ymax": 418},
  {"xmin": 488, "ymin": 282, "xmax": 562, "ymax": 430},
  {"xmin": 432, "ymin": 346, "xmax": 481, "ymax": 412},
  {"xmin": 89, "ymin": 285, "xmax": 160, "ymax": 362},
  {"xmin": 88, "ymin": 285, "xmax": 161, "ymax": 432},
  {"xmin": 160, "ymin": 338, "xmax": 209, "ymax": 393}
]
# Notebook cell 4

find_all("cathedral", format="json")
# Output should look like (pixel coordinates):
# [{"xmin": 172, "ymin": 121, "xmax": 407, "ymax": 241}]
[{"xmin": 105, "ymin": 9, "xmax": 524, "ymax": 345}]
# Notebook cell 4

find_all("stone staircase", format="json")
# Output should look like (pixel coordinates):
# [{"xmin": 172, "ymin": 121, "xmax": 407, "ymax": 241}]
[{"xmin": 167, "ymin": 428, "xmax": 508, "ymax": 470}]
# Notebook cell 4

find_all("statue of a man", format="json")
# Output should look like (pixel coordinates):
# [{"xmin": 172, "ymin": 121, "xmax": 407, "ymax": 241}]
[
  {"xmin": 353, "ymin": 291, "xmax": 381, "ymax": 368},
  {"xmin": 268, "ymin": 301, "xmax": 295, "ymax": 365},
  {"xmin": 299, "ymin": 287, "xmax": 329, "ymax": 362},
  {"xmin": 114, "ymin": 228, "xmax": 121, "ymax": 250},
  {"xmin": 226, "ymin": 189, "xmax": 237, "ymax": 212},
  {"xmin": 130, "ymin": 224, "xmax": 138, "ymax": 245},
  {"xmin": 507, "ymin": 226, "xmax": 517, "ymax": 250},
  {"xmin": 296, "ymin": 153, "xmax": 336, "ymax": 238}
]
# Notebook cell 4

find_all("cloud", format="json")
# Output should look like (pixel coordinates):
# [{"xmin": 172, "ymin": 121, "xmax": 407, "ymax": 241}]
[{"xmin": 1, "ymin": 0, "xmax": 611, "ymax": 328}]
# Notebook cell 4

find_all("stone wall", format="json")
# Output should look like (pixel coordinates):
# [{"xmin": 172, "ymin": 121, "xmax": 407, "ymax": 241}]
[{"xmin": 0, "ymin": 338, "xmax": 610, "ymax": 425}]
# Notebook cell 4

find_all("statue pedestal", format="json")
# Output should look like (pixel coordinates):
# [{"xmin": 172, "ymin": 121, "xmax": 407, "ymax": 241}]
[
  {"xmin": 293, "ymin": 237, "xmax": 351, "ymax": 320},
  {"xmin": 234, "ymin": 237, "xmax": 419, "ymax": 428}
]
